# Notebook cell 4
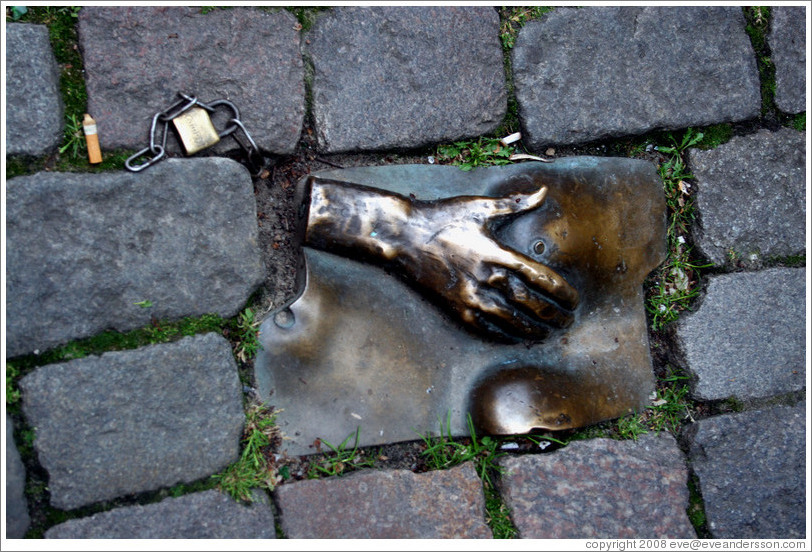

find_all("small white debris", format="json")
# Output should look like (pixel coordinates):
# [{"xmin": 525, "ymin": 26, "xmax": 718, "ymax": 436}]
[
  {"xmin": 651, "ymin": 398, "xmax": 668, "ymax": 407},
  {"xmin": 749, "ymin": 253, "xmax": 759, "ymax": 261},
  {"xmin": 500, "ymin": 132, "xmax": 521, "ymax": 146},
  {"xmin": 677, "ymin": 235, "xmax": 686, "ymax": 244},
  {"xmin": 545, "ymin": 147, "xmax": 556, "ymax": 157},
  {"xmin": 426, "ymin": 386, "xmax": 434, "ymax": 394},
  {"xmin": 351, "ymin": 412, "xmax": 362, "ymax": 420},
  {"xmin": 427, "ymin": 155, "xmax": 435, "ymax": 164},
  {"xmin": 500, "ymin": 442, "xmax": 520, "ymax": 451},
  {"xmin": 659, "ymin": 304, "xmax": 667, "ymax": 313},
  {"xmin": 509, "ymin": 153, "xmax": 553, "ymax": 163},
  {"xmin": 645, "ymin": 144, "xmax": 654, "ymax": 152},
  {"xmin": 538, "ymin": 440, "xmax": 552, "ymax": 450}
]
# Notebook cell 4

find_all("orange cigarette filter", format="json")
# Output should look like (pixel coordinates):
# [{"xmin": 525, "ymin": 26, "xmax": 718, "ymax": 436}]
[{"xmin": 83, "ymin": 113, "xmax": 102, "ymax": 164}]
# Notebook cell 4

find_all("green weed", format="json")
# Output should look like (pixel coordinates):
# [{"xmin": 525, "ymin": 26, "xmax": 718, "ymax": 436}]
[
  {"xmin": 416, "ymin": 413, "xmax": 516, "ymax": 538},
  {"xmin": 723, "ymin": 397, "xmax": 746, "ymax": 413},
  {"xmin": 6, "ymin": 363, "xmax": 22, "ymax": 406},
  {"xmin": 213, "ymin": 402, "xmax": 280, "ymax": 501},
  {"xmin": 436, "ymin": 137, "xmax": 514, "ymax": 171},
  {"xmin": 8, "ymin": 5, "xmax": 27, "ymax": 20},
  {"xmin": 233, "ymin": 308, "xmax": 262, "ymax": 362},
  {"xmin": 769, "ymin": 253, "xmax": 806, "ymax": 267},
  {"xmin": 791, "ymin": 112, "xmax": 805, "ymax": 131},
  {"xmin": 694, "ymin": 124, "xmax": 733, "ymax": 150},
  {"xmin": 647, "ymin": 371, "xmax": 693, "ymax": 433},
  {"xmin": 416, "ymin": 412, "xmax": 505, "ymax": 486},
  {"xmin": 58, "ymin": 112, "xmax": 87, "ymax": 161},
  {"xmin": 484, "ymin": 485, "xmax": 518, "ymax": 538},
  {"xmin": 612, "ymin": 369, "xmax": 696, "ymax": 440},
  {"xmin": 687, "ymin": 474, "xmax": 710, "ymax": 537},
  {"xmin": 616, "ymin": 411, "xmax": 648, "ymax": 441},
  {"xmin": 307, "ymin": 427, "xmax": 375, "ymax": 478},
  {"xmin": 7, "ymin": 313, "xmax": 225, "ymax": 372},
  {"xmin": 285, "ymin": 6, "xmax": 330, "ymax": 32},
  {"xmin": 645, "ymin": 128, "xmax": 713, "ymax": 330},
  {"xmin": 499, "ymin": 7, "xmax": 554, "ymax": 50},
  {"xmin": 743, "ymin": 7, "xmax": 775, "ymax": 115}
]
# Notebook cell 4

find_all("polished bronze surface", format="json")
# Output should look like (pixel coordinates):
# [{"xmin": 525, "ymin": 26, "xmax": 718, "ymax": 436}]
[
  {"xmin": 304, "ymin": 178, "xmax": 578, "ymax": 342},
  {"xmin": 255, "ymin": 160, "xmax": 667, "ymax": 455}
]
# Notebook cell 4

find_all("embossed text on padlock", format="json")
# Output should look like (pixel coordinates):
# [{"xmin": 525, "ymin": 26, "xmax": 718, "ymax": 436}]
[{"xmin": 172, "ymin": 106, "xmax": 220, "ymax": 155}]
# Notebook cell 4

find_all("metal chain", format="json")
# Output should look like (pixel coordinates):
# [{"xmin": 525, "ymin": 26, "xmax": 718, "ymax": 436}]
[{"xmin": 125, "ymin": 92, "xmax": 264, "ymax": 175}]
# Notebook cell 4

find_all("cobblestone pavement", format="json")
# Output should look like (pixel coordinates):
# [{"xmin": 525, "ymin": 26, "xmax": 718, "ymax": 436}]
[{"xmin": 4, "ymin": 5, "xmax": 807, "ymax": 542}]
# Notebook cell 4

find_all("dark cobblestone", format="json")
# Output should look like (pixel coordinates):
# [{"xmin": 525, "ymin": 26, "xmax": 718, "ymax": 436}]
[
  {"xmin": 275, "ymin": 462, "xmax": 491, "ymax": 538},
  {"xmin": 498, "ymin": 433, "xmax": 696, "ymax": 539},
  {"xmin": 689, "ymin": 403, "xmax": 806, "ymax": 538}
]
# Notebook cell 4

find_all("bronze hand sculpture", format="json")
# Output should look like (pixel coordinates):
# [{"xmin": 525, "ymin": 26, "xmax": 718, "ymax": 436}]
[
  {"xmin": 257, "ymin": 160, "xmax": 667, "ymax": 454},
  {"xmin": 302, "ymin": 176, "xmax": 579, "ymax": 342}
]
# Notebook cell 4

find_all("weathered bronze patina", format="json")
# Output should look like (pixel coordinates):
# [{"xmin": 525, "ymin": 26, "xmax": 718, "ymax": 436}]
[{"xmin": 255, "ymin": 160, "xmax": 666, "ymax": 455}]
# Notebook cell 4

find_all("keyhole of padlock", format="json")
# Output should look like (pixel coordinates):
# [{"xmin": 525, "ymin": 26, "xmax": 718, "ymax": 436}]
[{"xmin": 172, "ymin": 107, "xmax": 221, "ymax": 155}]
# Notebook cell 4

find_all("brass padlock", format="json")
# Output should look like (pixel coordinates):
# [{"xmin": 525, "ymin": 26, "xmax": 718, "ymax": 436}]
[{"xmin": 172, "ymin": 106, "xmax": 220, "ymax": 155}]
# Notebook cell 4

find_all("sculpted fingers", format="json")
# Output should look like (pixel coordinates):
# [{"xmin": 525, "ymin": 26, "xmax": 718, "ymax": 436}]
[
  {"xmin": 458, "ymin": 278, "xmax": 554, "ymax": 341},
  {"xmin": 471, "ymin": 186, "xmax": 548, "ymax": 218},
  {"xmin": 488, "ymin": 270, "xmax": 575, "ymax": 330},
  {"xmin": 507, "ymin": 254, "xmax": 580, "ymax": 311}
]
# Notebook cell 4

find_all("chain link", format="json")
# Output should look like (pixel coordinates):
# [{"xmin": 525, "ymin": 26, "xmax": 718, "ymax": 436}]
[{"xmin": 125, "ymin": 92, "xmax": 264, "ymax": 175}]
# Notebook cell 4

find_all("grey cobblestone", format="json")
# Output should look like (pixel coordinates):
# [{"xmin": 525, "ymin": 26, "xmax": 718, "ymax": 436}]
[
  {"xmin": 677, "ymin": 268, "xmax": 805, "ymax": 402},
  {"xmin": 20, "ymin": 334, "xmax": 244, "ymax": 510},
  {"xmin": 46, "ymin": 490, "xmax": 275, "ymax": 539},
  {"xmin": 5, "ymin": 5, "xmax": 808, "ymax": 540},
  {"xmin": 6, "ymin": 158, "xmax": 264, "ymax": 357},
  {"xmin": 5, "ymin": 416, "xmax": 31, "ymax": 539},
  {"xmin": 78, "ymin": 6, "xmax": 304, "ymax": 154},
  {"xmin": 689, "ymin": 403, "xmax": 806, "ymax": 538},
  {"xmin": 308, "ymin": 6, "xmax": 506, "ymax": 153},
  {"xmin": 5, "ymin": 22, "xmax": 64, "ymax": 156},
  {"xmin": 769, "ymin": 7, "xmax": 807, "ymax": 114},
  {"xmin": 689, "ymin": 128, "xmax": 805, "ymax": 266},
  {"xmin": 513, "ymin": 7, "xmax": 760, "ymax": 149}
]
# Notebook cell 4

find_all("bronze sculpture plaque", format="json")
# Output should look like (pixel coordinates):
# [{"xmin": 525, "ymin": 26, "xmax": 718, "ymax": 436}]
[{"xmin": 255, "ymin": 159, "xmax": 666, "ymax": 455}]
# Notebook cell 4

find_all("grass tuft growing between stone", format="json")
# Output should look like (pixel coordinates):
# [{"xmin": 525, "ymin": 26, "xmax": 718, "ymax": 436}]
[
  {"xmin": 495, "ymin": 7, "xmax": 555, "ymax": 138},
  {"xmin": 743, "ymin": 6, "xmax": 775, "ymax": 117},
  {"xmin": 484, "ymin": 484, "xmax": 518, "ymax": 539},
  {"xmin": 644, "ymin": 127, "xmax": 713, "ymax": 330},
  {"xmin": 415, "ymin": 413, "xmax": 519, "ymax": 537},
  {"xmin": 212, "ymin": 402, "xmax": 281, "ymax": 502},
  {"xmin": 434, "ymin": 137, "xmax": 515, "ymax": 171},
  {"xmin": 306, "ymin": 427, "xmax": 376, "ymax": 478},
  {"xmin": 498, "ymin": 6, "xmax": 554, "ymax": 51}
]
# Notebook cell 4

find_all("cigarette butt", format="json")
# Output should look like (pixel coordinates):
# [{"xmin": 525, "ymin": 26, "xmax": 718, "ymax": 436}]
[
  {"xmin": 500, "ymin": 132, "xmax": 522, "ymax": 146},
  {"xmin": 83, "ymin": 113, "xmax": 102, "ymax": 164}
]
